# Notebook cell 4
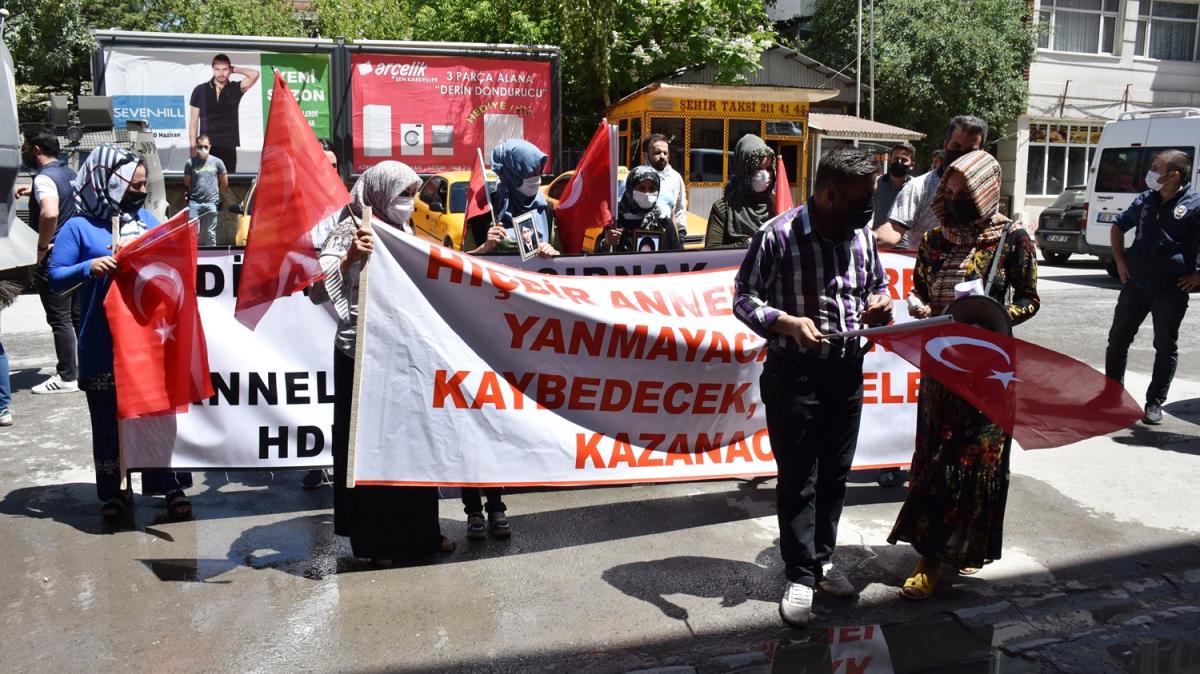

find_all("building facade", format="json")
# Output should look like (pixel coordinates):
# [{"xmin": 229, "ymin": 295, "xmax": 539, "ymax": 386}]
[{"xmin": 999, "ymin": 0, "xmax": 1200, "ymax": 224}]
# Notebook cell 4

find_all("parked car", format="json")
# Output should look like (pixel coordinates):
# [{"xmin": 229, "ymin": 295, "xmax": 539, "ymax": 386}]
[
  {"xmin": 413, "ymin": 170, "xmax": 498, "ymax": 250},
  {"xmin": 1034, "ymin": 185, "xmax": 1087, "ymax": 264},
  {"xmin": 542, "ymin": 168, "xmax": 708, "ymax": 251},
  {"xmin": 1085, "ymin": 108, "xmax": 1200, "ymax": 278}
]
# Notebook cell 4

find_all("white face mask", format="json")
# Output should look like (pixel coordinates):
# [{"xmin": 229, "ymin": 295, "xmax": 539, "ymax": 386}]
[
  {"xmin": 386, "ymin": 196, "xmax": 415, "ymax": 226},
  {"xmin": 196, "ymin": 147, "xmax": 209, "ymax": 158},
  {"xmin": 632, "ymin": 190, "xmax": 658, "ymax": 210},
  {"xmin": 518, "ymin": 176, "xmax": 542, "ymax": 197},
  {"xmin": 1145, "ymin": 170, "xmax": 1166, "ymax": 191},
  {"xmin": 750, "ymin": 169, "xmax": 772, "ymax": 193}
]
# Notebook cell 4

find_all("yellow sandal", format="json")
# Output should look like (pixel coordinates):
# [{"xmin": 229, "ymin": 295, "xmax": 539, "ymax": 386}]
[{"xmin": 901, "ymin": 569, "xmax": 941, "ymax": 601}]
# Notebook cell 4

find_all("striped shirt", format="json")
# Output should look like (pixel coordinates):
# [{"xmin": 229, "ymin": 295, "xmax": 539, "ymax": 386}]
[{"xmin": 733, "ymin": 205, "xmax": 888, "ymax": 359}]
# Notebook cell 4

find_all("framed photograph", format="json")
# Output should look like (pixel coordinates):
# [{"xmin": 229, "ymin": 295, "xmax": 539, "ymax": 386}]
[
  {"xmin": 513, "ymin": 211, "xmax": 540, "ymax": 261},
  {"xmin": 632, "ymin": 230, "xmax": 661, "ymax": 253}
]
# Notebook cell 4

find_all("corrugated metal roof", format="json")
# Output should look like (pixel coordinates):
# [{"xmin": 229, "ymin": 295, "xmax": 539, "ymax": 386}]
[
  {"xmin": 664, "ymin": 43, "xmax": 865, "ymax": 105},
  {"xmin": 808, "ymin": 113, "xmax": 925, "ymax": 140}
]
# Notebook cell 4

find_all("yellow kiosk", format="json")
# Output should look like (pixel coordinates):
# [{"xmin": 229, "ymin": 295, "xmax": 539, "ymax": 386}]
[{"xmin": 605, "ymin": 82, "xmax": 838, "ymax": 222}]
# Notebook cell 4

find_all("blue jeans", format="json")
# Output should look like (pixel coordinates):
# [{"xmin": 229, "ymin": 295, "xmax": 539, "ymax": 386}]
[
  {"xmin": 1105, "ymin": 279, "xmax": 1190, "ymax": 405},
  {"xmin": 0, "ymin": 317, "xmax": 10, "ymax": 411},
  {"xmin": 189, "ymin": 201, "xmax": 220, "ymax": 246}
]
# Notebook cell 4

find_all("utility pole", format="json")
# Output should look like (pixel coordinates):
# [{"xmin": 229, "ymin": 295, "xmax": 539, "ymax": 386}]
[
  {"xmin": 856, "ymin": 0, "xmax": 862, "ymax": 119},
  {"xmin": 869, "ymin": 0, "xmax": 875, "ymax": 121}
]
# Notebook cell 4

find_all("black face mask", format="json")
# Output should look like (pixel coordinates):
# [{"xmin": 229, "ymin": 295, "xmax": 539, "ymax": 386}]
[
  {"xmin": 650, "ymin": 157, "xmax": 668, "ymax": 171},
  {"xmin": 940, "ymin": 148, "xmax": 973, "ymax": 175},
  {"xmin": 946, "ymin": 196, "xmax": 979, "ymax": 225},
  {"xmin": 888, "ymin": 160, "xmax": 911, "ymax": 178},
  {"xmin": 837, "ymin": 191, "xmax": 875, "ymax": 230},
  {"xmin": 120, "ymin": 189, "xmax": 147, "ymax": 214}
]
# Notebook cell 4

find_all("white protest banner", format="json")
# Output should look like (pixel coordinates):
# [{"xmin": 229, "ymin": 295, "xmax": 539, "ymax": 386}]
[
  {"xmin": 351, "ymin": 228, "xmax": 918, "ymax": 488},
  {"xmin": 121, "ymin": 250, "xmax": 338, "ymax": 470}
]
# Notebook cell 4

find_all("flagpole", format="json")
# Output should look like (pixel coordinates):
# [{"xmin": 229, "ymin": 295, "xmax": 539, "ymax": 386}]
[
  {"xmin": 345, "ymin": 205, "xmax": 372, "ymax": 490},
  {"xmin": 110, "ymin": 215, "xmax": 131, "ymax": 495},
  {"xmin": 826, "ymin": 314, "xmax": 953, "ymax": 340},
  {"xmin": 478, "ymin": 148, "xmax": 497, "ymax": 229}
]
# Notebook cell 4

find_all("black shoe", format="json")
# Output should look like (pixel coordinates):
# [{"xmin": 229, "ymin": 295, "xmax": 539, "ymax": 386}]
[
  {"xmin": 878, "ymin": 468, "xmax": 902, "ymax": 488},
  {"xmin": 466, "ymin": 512, "xmax": 487, "ymax": 540},
  {"xmin": 1143, "ymin": 403, "xmax": 1164, "ymax": 425},
  {"xmin": 301, "ymin": 469, "xmax": 330, "ymax": 489},
  {"xmin": 489, "ymin": 511, "xmax": 512, "ymax": 538}
]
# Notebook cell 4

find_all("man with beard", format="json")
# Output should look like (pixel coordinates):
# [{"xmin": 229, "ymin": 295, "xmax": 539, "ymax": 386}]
[
  {"xmin": 733, "ymin": 147, "xmax": 893, "ymax": 627},
  {"xmin": 873, "ymin": 142, "xmax": 915, "ymax": 229},
  {"xmin": 187, "ymin": 54, "xmax": 260, "ymax": 174},
  {"xmin": 640, "ymin": 133, "xmax": 687, "ymax": 239},
  {"xmin": 876, "ymin": 115, "xmax": 987, "ymax": 249}
]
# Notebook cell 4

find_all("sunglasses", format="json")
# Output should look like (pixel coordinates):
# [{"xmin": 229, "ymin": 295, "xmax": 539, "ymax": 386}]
[{"xmin": 197, "ymin": 145, "xmax": 211, "ymax": 150}]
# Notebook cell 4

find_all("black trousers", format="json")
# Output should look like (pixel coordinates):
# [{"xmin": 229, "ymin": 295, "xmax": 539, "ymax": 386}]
[
  {"xmin": 32, "ymin": 265, "xmax": 80, "ymax": 381},
  {"xmin": 210, "ymin": 145, "xmax": 237, "ymax": 174},
  {"xmin": 1105, "ymin": 280, "xmax": 1189, "ymax": 406},
  {"xmin": 761, "ymin": 351, "xmax": 864, "ymax": 586},
  {"xmin": 332, "ymin": 349, "xmax": 442, "ymax": 559},
  {"xmin": 462, "ymin": 488, "xmax": 505, "ymax": 515}
]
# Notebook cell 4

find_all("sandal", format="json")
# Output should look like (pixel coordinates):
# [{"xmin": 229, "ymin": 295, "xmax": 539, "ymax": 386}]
[
  {"xmin": 438, "ymin": 535, "xmax": 456, "ymax": 554},
  {"xmin": 100, "ymin": 496, "xmax": 129, "ymax": 519},
  {"xmin": 901, "ymin": 558, "xmax": 942, "ymax": 601},
  {"xmin": 165, "ymin": 490, "xmax": 193, "ymax": 521}
]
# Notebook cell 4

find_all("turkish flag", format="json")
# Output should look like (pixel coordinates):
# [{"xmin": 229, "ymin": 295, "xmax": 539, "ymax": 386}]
[
  {"xmin": 104, "ymin": 211, "xmax": 214, "ymax": 419},
  {"xmin": 872, "ymin": 320, "xmax": 1144, "ymax": 449},
  {"xmin": 235, "ymin": 71, "xmax": 350, "ymax": 328},
  {"xmin": 462, "ymin": 148, "xmax": 492, "ymax": 247},
  {"xmin": 775, "ymin": 155, "xmax": 794, "ymax": 213},
  {"xmin": 555, "ymin": 120, "xmax": 617, "ymax": 254}
]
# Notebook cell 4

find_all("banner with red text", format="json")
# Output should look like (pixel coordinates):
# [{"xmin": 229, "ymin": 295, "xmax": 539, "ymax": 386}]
[
  {"xmin": 351, "ymin": 229, "xmax": 919, "ymax": 487},
  {"xmin": 350, "ymin": 53, "xmax": 553, "ymax": 173}
]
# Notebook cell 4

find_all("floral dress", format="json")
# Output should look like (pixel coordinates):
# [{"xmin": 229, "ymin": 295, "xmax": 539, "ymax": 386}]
[{"xmin": 886, "ymin": 221, "xmax": 1040, "ymax": 568}]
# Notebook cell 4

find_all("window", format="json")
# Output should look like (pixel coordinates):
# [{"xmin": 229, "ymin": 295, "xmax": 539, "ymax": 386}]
[
  {"xmin": 1038, "ymin": 0, "xmax": 1119, "ymax": 54},
  {"xmin": 1136, "ymin": 0, "xmax": 1200, "ymax": 60},
  {"xmin": 449, "ymin": 180, "xmax": 496, "ymax": 213},
  {"xmin": 1096, "ymin": 146, "xmax": 1195, "ymax": 193},
  {"xmin": 629, "ymin": 117, "xmax": 642, "ymax": 166},
  {"xmin": 419, "ymin": 176, "xmax": 443, "ymax": 207},
  {"xmin": 689, "ymin": 118, "xmax": 725, "ymax": 183},
  {"xmin": 1026, "ymin": 121, "xmax": 1103, "ymax": 196},
  {"xmin": 728, "ymin": 119, "xmax": 761, "ymax": 156}
]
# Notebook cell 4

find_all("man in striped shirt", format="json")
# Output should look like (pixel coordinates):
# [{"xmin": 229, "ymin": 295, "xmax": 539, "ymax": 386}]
[{"xmin": 733, "ymin": 147, "xmax": 893, "ymax": 627}]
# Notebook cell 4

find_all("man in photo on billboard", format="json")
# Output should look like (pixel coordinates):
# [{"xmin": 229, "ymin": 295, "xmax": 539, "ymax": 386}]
[
  {"xmin": 734, "ymin": 147, "xmax": 892, "ymax": 627},
  {"xmin": 188, "ymin": 54, "xmax": 259, "ymax": 174},
  {"xmin": 183, "ymin": 135, "xmax": 227, "ymax": 246}
]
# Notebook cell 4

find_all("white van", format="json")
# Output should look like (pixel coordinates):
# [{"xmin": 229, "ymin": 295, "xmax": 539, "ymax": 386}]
[{"xmin": 1085, "ymin": 108, "xmax": 1200, "ymax": 277}]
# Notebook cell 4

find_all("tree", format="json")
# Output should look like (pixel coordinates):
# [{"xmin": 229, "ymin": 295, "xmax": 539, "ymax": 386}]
[{"xmin": 800, "ymin": 0, "xmax": 1037, "ymax": 154}]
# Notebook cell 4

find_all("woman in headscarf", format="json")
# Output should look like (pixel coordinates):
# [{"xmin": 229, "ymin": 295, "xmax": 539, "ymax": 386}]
[
  {"xmin": 598, "ymin": 166, "xmax": 683, "ymax": 253},
  {"xmin": 887, "ymin": 150, "xmax": 1040, "ymax": 599},
  {"xmin": 466, "ymin": 138, "xmax": 558, "ymax": 258},
  {"xmin": 705, "ymin": 135, "xmax": 776, "ymax": 248},
  {"xmin": 47, "ymin": 144, "xmax": 194, "ymax": 521},
  {"xmin": 309, "ymin": 161, "xmax": 455, "ymax": 564}
]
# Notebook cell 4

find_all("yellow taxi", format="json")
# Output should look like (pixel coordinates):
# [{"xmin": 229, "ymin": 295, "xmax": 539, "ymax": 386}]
[
  {"xmin": 542, "ymin": 168, "xmax": 708, "ymax": 251},
  {"xmin": 413, "ymin": 170, "xmax": 498, "ymax": 250}
]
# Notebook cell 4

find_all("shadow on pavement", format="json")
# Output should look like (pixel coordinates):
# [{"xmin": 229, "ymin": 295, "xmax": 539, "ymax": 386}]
[
  {"xmin": 1113, "ymin": 423, "xmax": 1200, "ymax": 456},
  {"xmin": 1039, "ymin": 272, "xmax": 1121, "ymax": 290},
  {"xmin": 1165, "ymin": 397, "xmax": 1200, "ymax": 426},
  {"xmin": 9, "ymin": 366, "xmax": 48, "ymax": 392}
]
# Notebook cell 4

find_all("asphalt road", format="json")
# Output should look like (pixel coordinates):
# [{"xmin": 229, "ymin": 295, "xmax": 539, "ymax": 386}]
[{"xmin": 0, "ymin": 255, "xmax": 1197, "ymax": 673}]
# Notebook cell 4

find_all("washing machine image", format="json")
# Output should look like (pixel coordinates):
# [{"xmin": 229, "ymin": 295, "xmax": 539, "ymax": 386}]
[
  {"xmin": 400, "ymin": 123, "xmax": 425, "ymax": 156},
  {"xmin": 362, "ymin": 104, "xmax": 392, "ymax": 157}
]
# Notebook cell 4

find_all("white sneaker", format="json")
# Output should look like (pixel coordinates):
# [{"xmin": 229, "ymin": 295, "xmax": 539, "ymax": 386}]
[
  {"xmin": 818, "ymin": 565, "xmax": 857, "ymax": 597},
  {"xmin": 779, "ymin": 581, "xmax": 814, "ymax": 627},
  {"xmin": 0, "ymin": 409, "xmax": 11, "ymax": 427},
  {"xmin": 31, "ymin": 374, "xmax": 79, "ymax": 395}
]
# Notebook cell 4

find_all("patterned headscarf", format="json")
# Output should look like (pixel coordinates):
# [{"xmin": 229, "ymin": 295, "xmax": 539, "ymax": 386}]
[
  {"xmin": 72, "ymin": 144, "xmax": 141, "ymax": 226},
  {"xmin": 349, "ymin": 160, "xmax": 420, "ymax": 227},
  {"xmin": 931, "ymin": 150, "xmax": 1008, "ymax": 245},
  {"xmin": 617, "ymin": 166, "xmax": 661, "ymax": 223}
]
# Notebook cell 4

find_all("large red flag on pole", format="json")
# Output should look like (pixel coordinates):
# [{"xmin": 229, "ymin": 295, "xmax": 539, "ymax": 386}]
[
  {"xmin": 870, "ymin": 320, "xmax": 1143, "ymax": 449},
  {"xmin": 104, "ymin": 211, "xmax": 214, "ymax": 419},
  {"xmin": 555, "ymin": 120, "xmax": 617, "ymax": 254},
  {"xmin": 235, "ymin": 70, "xmax": 350, "ymax": 328},
  {"xmin": 774, "ymin": 155, "xmax": 794, "ymax": 213},
  {"xmin": 462, "ymin": 148, "xmax": 494, "ymax": 248}
]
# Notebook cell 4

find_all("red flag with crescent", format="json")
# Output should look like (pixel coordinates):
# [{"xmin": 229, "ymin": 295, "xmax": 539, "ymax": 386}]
[
  {"xmin": 104, "ymin": 211, "xmax": 214, "ymax": 419},
  {"xmin": 555, "ymin": 120, "xmax": 617, "ymax": 254},
  {"xmin": 235, "ymin": 71, "xmax": 350, "ymax": 328},
  {"xmin": 462, "ymin": 148, "xmax": 493, "ymax": 247},
  {"xmin": 872, "ymin": 320, "xmax": 1143, "ymax": 449}
]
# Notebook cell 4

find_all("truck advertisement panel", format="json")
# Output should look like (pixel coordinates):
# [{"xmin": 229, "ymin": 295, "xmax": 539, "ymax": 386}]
[
  {"xmin": 351, "ymin": 53, "xmax": 552, "ymax": 173},
  {"xmin": 101, "ymin": 47, "xmax": 332, "ymax": 175}
]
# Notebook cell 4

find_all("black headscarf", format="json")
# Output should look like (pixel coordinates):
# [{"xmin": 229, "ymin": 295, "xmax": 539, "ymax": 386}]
[
  {"xmin": 721, "ymin": 134, "xmax": 776, "ymax": 241},
  {"xmin": 617, "ymin": 166, "xmax": 660, "ymax": 223}
]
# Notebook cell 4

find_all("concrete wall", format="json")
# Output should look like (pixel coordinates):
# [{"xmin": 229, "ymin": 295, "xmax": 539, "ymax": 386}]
[{"xmin": 1001, "ymin": 0, "xmax": 1200, "ymax": 227}]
